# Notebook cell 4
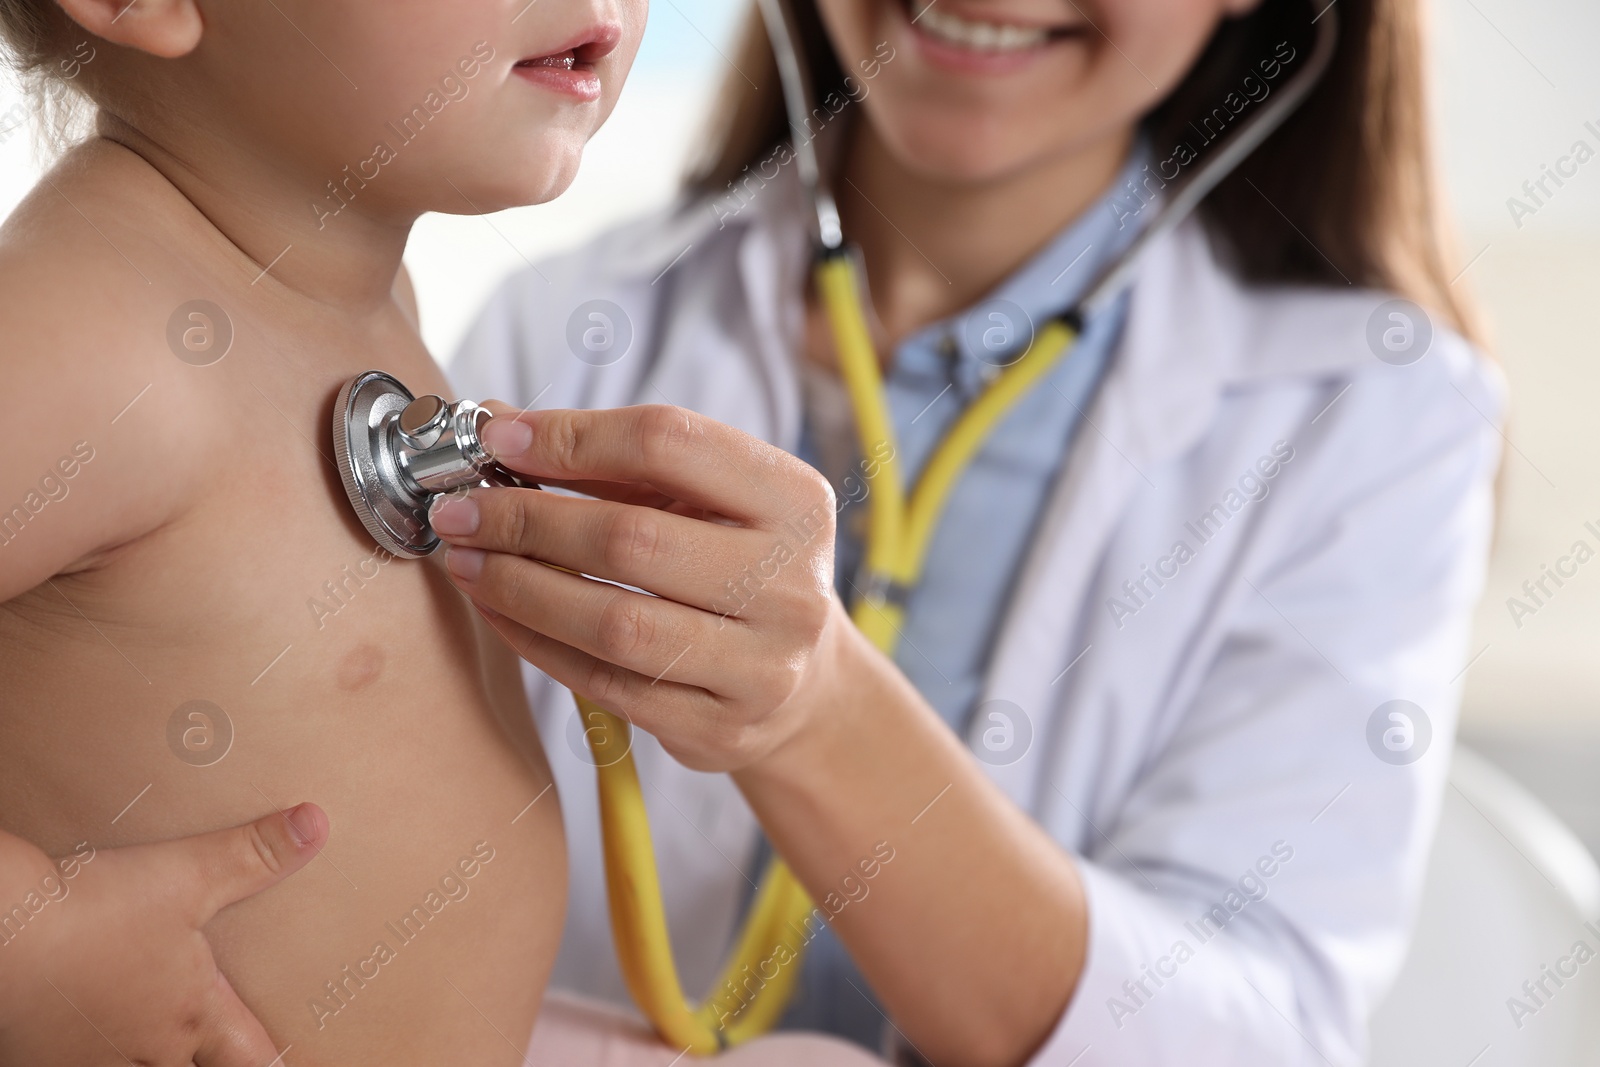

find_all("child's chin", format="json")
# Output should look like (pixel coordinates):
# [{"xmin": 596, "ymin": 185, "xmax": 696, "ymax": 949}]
[{"xmin": 440, "ymin": 154, "xmax": 585, "ymax": 214}]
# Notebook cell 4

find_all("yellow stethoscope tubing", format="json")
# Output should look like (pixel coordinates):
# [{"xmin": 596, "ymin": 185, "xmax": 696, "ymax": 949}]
[
  {"xmin": 818, "ymin": 253, "xmax": 1081, "ymax": 616},
  {"xmin": 581, "ymin": 696, "xmax": 810, "ymax": 1054},
  {"xmin": 577, "ymin": 247, "xmax": 1079, "ymax": 1054}
]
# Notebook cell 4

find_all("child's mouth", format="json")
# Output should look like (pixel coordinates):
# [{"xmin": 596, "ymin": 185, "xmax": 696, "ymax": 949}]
[{"xmin": 514, "ymin": 26, "xmax": 621, "ymax": 103}]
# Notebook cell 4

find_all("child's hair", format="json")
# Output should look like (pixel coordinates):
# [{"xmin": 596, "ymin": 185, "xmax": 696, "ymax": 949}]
[
  {"xmin": 0, "ymin": 0, "xmax": 56, "ymax": 74},
  {"xmin": 0, "ymin": 0, "xmax": 92, "ymax": 150},
  {"xmin": 689, "ymin": 0, "xmax": 1481, "ymax": 344}
]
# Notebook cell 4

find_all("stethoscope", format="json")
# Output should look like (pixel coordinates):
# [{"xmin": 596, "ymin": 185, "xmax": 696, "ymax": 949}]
[{"xmin": 330, "ymin": 1, "xmax": 1337, "ymax": 1053}]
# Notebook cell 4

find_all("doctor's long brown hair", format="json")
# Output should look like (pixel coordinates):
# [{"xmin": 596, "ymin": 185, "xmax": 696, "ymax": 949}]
[{"xmin": 688, "ymin": 0, "xmax": 1481, "ymax": 342}]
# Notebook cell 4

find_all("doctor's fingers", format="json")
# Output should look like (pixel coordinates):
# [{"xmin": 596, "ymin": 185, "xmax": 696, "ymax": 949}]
[
  {"xmin": 476, "ymin": 404, "xmax": 678, "ymax": 510},
  {"xmin": 471, "ymin": 609, "xmax": 766, "ymax": 771},
  {"xmin": 430, "ymin": 486, "xmax": 798, "ymax": 614},
  {"xmin": 448, "ymin": 546, "xmax": 785, "ymax": 702},
  {"xmin": 477, "ymin": 404, "xmax": 835, "ymax": 528}
]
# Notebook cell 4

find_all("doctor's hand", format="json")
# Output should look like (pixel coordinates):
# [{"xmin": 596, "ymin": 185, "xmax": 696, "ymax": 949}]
[
  {"xmin": 432, "ymin": 403, "xmax": 853, "ymax": 772},
  {"xmin": 0, "ymin": 807, "xmax": 327, "ymax": 1067}
]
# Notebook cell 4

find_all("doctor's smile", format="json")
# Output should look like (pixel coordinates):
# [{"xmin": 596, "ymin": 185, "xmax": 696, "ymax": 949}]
[
  {"xmin": 898, "ymin": 0, "xmax": 1089, "ymax": 74},
  {"xmin": 7, "ymin": 0, "xmax": 1586, "ymax": 1062}
]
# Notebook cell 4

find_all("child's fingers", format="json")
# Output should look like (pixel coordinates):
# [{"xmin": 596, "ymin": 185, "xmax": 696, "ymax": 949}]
[
  {"xmin": 191, "ymin": 970, "xmax": 284, "ymax": 1067},
  {"xmin": 139, "ymin": 802, "xmax": 329, "ymax": 923}
]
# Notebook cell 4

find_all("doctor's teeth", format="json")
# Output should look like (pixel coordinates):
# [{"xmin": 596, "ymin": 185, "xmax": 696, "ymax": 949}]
[{"xmin": 913, "ymin": 4, "xmax": 1051, "ymax": 52}]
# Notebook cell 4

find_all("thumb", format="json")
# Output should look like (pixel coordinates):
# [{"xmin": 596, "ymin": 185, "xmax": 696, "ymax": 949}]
[
  {"xmin": 192, "ymin": 969, "xmax": 286, "ymax": 1067},
  {"xmin": 160, "ymin": 802, "xmax": 329, "ymax": 923}
]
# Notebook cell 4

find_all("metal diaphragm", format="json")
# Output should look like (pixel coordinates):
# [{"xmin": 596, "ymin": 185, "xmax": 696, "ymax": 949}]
[
  {"xmin": 333, "ymin": 371, "xmax": 438, "ymax": 558},
  {"xmin": 333, "ymin": 370, "xmax": 527, "ymax": 559}
]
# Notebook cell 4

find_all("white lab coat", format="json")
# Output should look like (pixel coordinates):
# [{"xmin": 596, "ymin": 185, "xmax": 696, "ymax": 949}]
[{"xmin": 449, "ymin": 172, "xmax": 1504, "ymax": 1065}]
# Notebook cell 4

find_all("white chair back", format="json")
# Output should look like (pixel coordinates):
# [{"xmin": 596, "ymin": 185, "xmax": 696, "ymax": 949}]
[{"xmin": 1368, "ymin": 745, "xmax": 1600, "ymax": 1067}]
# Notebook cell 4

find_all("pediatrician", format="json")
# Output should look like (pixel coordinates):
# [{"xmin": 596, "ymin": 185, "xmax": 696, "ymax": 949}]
[{"xmin": 433, "ymin": 0, "xmax": 1504, "ymax": 1063}]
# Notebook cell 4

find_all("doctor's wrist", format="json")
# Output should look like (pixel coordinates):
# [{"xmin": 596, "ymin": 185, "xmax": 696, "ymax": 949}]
[
  {"xmin": 733, "ymin": 596, "xmax": 912, "ymax": 796},
  {"xmin": 734, "ymin": 596, "xmax": 865, "ymax": 785}
]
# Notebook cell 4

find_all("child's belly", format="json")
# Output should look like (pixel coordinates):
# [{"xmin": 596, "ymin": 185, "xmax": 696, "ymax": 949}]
[{"xmin": 0, "ymin": 469, "xmax": 568, "ymax": 1065}]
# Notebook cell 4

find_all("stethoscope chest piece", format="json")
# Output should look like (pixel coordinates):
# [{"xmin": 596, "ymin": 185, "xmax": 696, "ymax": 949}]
[{"xmin": 332, "ymin": 370, "xmax": 517, "ymax": 559}]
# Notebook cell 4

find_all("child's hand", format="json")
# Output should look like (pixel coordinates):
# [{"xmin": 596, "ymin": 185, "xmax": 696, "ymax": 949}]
[
  {"xmin": 0, "ymin": 805, "xmax": 327, "ymax": 1066},
  {"xmin": 433, "ymin": 404, "xmax": 853, "ymax": 773}
]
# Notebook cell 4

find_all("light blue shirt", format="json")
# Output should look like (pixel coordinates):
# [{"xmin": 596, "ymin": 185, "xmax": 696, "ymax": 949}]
[{"xmin": 776, "ymin": 150, "xmax": 1150, "ymax": 1046}]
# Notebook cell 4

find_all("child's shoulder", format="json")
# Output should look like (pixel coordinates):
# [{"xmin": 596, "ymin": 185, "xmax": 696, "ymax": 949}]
[
  {"xmin": 2, "ymin": 143, "xmax": 197, "ymax": 366},
  {"xmin": 0, "ymin": 145, "xmax": 213, "ymax": 600}
]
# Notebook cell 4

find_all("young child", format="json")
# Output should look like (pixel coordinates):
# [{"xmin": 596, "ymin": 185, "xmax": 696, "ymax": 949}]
[{"xmin": 0, "ymin": 0, "xmax": 644, "ymax": 1063}]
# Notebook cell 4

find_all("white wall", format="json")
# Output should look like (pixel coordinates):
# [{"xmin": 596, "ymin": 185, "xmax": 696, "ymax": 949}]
[
  {"xmin": 1432, "ymin": 0, "xmax": 1600, "ymax": 236},
  {"xmin": 1429, "ymin": 0, "xmax": 1600, "ymax": 855}
]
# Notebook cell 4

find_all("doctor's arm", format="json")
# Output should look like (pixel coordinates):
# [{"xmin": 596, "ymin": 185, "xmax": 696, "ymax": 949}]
[
  {"xmin": 434, "ymin": 356, "xmax": 1499, "ymax": 1067},
  {"xmin": 432, "ymin": 402, "xmax": 1086, "ymax": 1066}
]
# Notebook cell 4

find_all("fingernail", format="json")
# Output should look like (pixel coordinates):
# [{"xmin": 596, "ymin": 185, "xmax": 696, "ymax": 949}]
[
  {"xmin": 483, "ymin": 417, "xmax": 533, "ymax": 458},
  {"xmin": 429, "ymin": 494, "xmax": 480, "ymax": 537},
  {"xmin": 285, "ymin": 803, "xmax": 320, "ymax": 847},
  {"xmin": 446, "ymin": 545, "xmax": 486, "ymax": 581}
]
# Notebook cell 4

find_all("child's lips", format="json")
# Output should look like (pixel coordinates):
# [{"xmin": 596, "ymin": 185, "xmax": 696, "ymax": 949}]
[
  {"xmin": 513, "ymin": 54, "xmax": 603, "ymax": 102},
  {"xmin": 513, "ymin": 22, "xmax": 621, "ymax": 103}
]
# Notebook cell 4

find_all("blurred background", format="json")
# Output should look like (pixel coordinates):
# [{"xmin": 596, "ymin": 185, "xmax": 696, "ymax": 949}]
[{"xmin": 3, "ymin": 0, "xmax": 1598, "ymax": 1056}]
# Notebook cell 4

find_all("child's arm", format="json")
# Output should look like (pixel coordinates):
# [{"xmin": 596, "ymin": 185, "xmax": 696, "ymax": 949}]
[
  {"xmin": 0, "ymin": 249, "xmax": 202, "ymax": 602},
  {"xmin": 0, "ymin": 807, "xmax": 328, "ymax": 1066}
]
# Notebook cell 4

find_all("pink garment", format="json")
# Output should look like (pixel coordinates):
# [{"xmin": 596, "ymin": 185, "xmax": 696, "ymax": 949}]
[{"xmin": 528, "ymin": 992, "xmax": 892, "ymax": 1067}]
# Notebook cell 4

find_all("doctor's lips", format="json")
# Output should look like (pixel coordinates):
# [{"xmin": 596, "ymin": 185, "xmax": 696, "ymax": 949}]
[
  {"xmin": 903, "ymin": 0, "xmax": 1085, "ymax": 69},
  {"xmin": 513, "ymin": 22, "xmax": 622, "ymax": 102}
]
